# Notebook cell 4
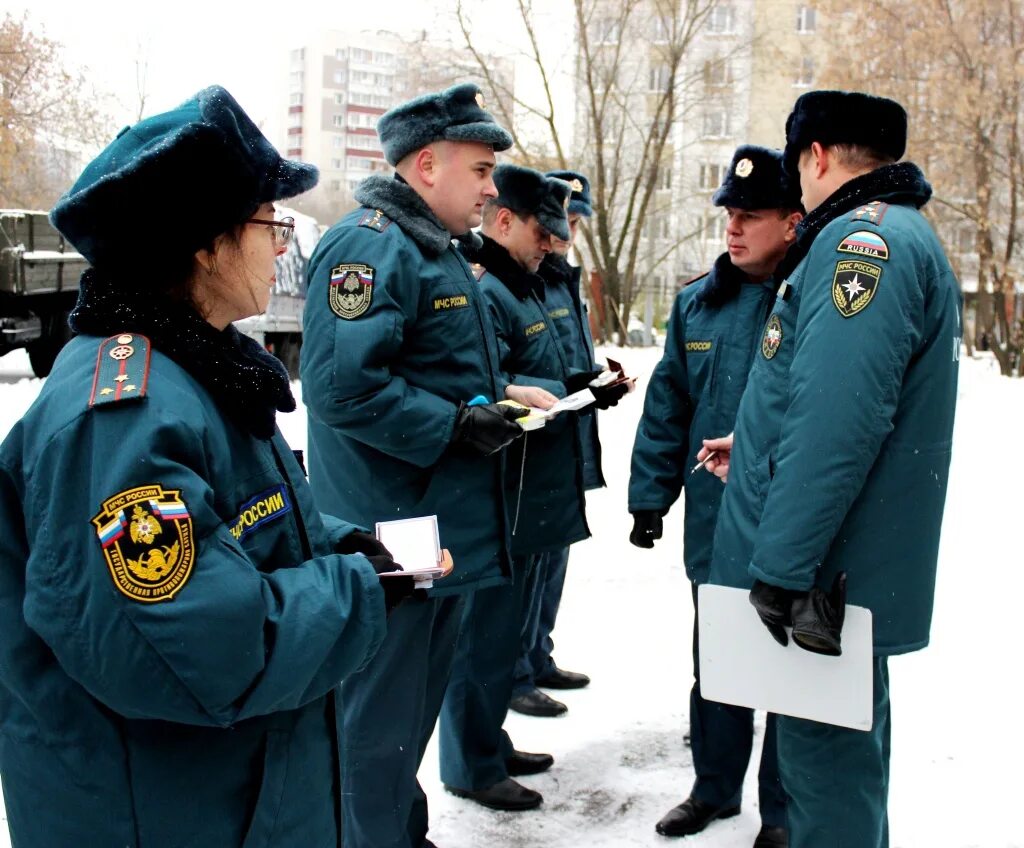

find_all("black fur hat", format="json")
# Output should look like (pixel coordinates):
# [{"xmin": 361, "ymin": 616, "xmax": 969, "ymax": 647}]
[
  {"xmin": 377, "ymin": 83, "xmax": 513, "ymax": 166},
  {"xmin": 783, "ymin": 90, "xmax": 907, "ymax": 176},
  {"xmin": 546, "ymin": 169, "xmax": 593, "ymax": 218},
  {"xmin": 493, "ymin": 164, "xmax": 571, "ymax": 241},
  {"xmin": 50, "ymin": 85, "xmax": 318, "ymax": 275},
  {"xmin": 712, "ymin": 145, "xmax": 802, "ymax": 210}
]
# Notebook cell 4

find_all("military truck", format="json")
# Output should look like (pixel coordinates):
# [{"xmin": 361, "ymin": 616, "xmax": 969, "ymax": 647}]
[{"xmin": 0, "ymin": 209, "xmax": 87, "ymax": 377}]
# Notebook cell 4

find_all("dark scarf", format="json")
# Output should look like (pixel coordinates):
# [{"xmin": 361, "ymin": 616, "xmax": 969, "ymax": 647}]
[
  {"xmin": 694, "ymin": 251, "xmax": 755, "ymax": 308},
  {"xmin": 460, "ymin": 234, "xmax": 546, "ymax": 301},
  {"xmin": 775, "ymin": 161, "xmax": 932, "ymax": 281},
  {"xmin": 70, "ymin": 268, "xmax": 295, "ymax": 440},
  {"xmin": 539, "ymin": 253, "xmax": 582, "ymax": 307}
]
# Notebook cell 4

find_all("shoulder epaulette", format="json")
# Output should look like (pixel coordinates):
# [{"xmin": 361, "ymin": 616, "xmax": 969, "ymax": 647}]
[
  {"xmin": 682, "ymin": 271, "xmax": 710, "ymax": 288},
  {"xmin": 90, "ymin": 333, "xmax": 151, "ymax": 408},
  {"xmin": 358, "ymin": 208, "xmax": 392, "ymax": 233},
  {"xmin": 850, "ymin": 200, "xmax": 890, "ymax": 226},
  {"xmin": 471, "ymin": 263, "xmax": 487, "ymax": 281}
]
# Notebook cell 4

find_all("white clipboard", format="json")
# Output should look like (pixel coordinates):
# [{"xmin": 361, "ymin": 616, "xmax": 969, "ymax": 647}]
[{"xmin": 697, "ymin": 584, "xmax": 874, "ymax": 731}]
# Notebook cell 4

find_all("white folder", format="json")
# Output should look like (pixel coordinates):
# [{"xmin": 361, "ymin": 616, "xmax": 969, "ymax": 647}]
[{"xmin": 697, "ymin": 584, "xmax": 874, "ymax": 731}]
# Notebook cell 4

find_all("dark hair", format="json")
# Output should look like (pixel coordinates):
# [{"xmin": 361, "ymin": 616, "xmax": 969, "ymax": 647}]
[
  {"xmin": 828, "ymin": 143, "xmax": 897, "ymax": 172},
  {"xmin": 481, "ymin": 198, "xmax": 530, "ymax": 226},
  {"xmin": 161, "ymin": 221, "xmax": 248, "ymax": 314}
]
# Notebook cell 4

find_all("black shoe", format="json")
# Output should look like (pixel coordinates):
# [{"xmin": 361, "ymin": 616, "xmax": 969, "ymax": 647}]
[
  {"xmin": 509, "ymin": 689, "xmax": 567, "ymax": 717},
  {"xmin": 753, "ymin": 825, "xmax": 789, "ymax": 848},
  {"xmin": 445, "ymin": 777, "xmax": 543, "ymax": 811},
  {"xmin": 655, "ymin": 797, "xmax": 740, "ymax": 837},
  {"xmin": 535, "ymin": 666, "xmax": 591, "ymax": 690},
  {"xmin": 505, "ymin": 749, "xmax": 554, "ymax": 776}
]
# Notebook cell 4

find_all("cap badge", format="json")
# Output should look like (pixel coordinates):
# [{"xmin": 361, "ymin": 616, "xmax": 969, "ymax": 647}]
[
  {"xmin": 570, "ymin": 178, "xmax": 584, "ymax": 192},
  {"xmin": 475, "ymin": 92, "xmax": 486, "ymax": 109},
  {"xmin": 735, "ymin": 158, "xmax": 754, "ymax": 178}
]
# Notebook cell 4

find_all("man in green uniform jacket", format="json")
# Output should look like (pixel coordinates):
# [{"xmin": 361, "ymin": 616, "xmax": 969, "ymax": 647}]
[
  {"xmin": 706, "ymin": 91, "xmax": 961, "ymax": 848},
  {"xmin": 629, "ymin": 146, "xmax": 801, "ymax": 846},
  {"xmin": 301, "ymin": 85, "xmax": 536, "ymax": 848}
]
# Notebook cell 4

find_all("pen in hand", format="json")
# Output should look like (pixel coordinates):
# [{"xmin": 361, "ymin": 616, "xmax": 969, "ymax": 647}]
[{"xmin": 690, "ymin": 451, "xmax": 718, "ymax": 475}]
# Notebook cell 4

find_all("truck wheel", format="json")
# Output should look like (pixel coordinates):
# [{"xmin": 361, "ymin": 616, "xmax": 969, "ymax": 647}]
[{"xmin": 28, "ymin": 311, "xmax": 74, "ymax": 378}]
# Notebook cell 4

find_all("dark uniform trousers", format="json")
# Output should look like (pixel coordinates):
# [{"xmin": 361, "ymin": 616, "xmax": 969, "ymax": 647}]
[
  {"xmin": 777, "ymin": 657, "xmax": 891, "ymax": 848},
  {"xmin": 690, "ymin": 585, "xmax": 787, "ymax": 827},
  {"xmin": 340, "ymin": 594, "xmax": 466, "ymax": 848},
  {"xmin": 513, "ymin": 546, "xmax": 571, "ymax": 695},
  {"xmin": 439, "ymin": 553, "xmax": 543, "ymax": 789}
]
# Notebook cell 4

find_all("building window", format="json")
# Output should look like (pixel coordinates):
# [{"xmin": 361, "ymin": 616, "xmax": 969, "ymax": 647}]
[
  {"xmin": 289, "ymin": 133, "xmax": 303, "ymax": 148},
  {"xmin": 699, "ymin": 162, "xmax": 725, "ymax": 190},
  {"xmin": 335, "ymin": 92, "xmax": 345, "ymax": 105},
  {"xmin": 289, "ymin": 92, "xmax": 303, "ymax": 106},
  {"xmin": 351, "ymin": 47, "xmax": 372, "ymax": 63},
  {"xmin": 643, "ymin": 217, "xmax": 671, "ymax": 240},
  {"xmin": 796, "ymin": 5, "xmax": 817, "ymax": 33},
  {"xmin": 332, "ymin": 135, "xmax": 345, "ymax": 148},
  {"xmin": 794, "ymin": 56, "xmax": 815, "ymax": 87},
  {"xmin": 288, "ymin": 71, "xmax": 304, "ymax": 90},
  {"xmin": 704, "ymin": 213, "xmax": 726, "ymax": 243},
  {"xmin": 373, "ymin": 51, "xmax": 395, "ymax": 65},
  {"xmin": 347, "ymin": 156, "xmax": 375, "ymax": 171},
  {"xmin": 329, "ymin": 179, "xmax": 342, "ymax": 191},
  {"xmin": 335, "ymin": 47, "xmax": 347, "ymax": 60},
  {"xmin": 701, "ymin": 110, "xmax": 731, "ymax": 139},
  {"xmin": 333, "ymin": 70, "xmax": 346, "ymax": 85},
  {"xmin": 348, "ymin": 135, "xmax": 380, "ymax": 150},
  {"xmin": 657, "ymin": 166, "xmax": 672, "ymax": 191},
  {"xmin": 333, "ymin": 115, "xmax": 345, "ymax": 127},
  {"xmin": 330, "ymin": 158, "xmax": 343, "ymax": 170},
  {"xmin": 288, "ymin": 112, "xmax": 302, "ymax": 128},
  {"xmin": 290, "ymin": 48, "xmax": 305, "ymax": 64},
  {"xmin": 703, "ymin": 58, "xmax": 732, "ymax": 88},
  {"xmin": 707, "ymin": 5, "xmax": 736, "ymax": 34},
  {"xmin": 594, "ymin": 17, "xmax": 621, "ymax": 44},
  {"xmin": 955, "ymin": 224, "xmax": 975, "ymax": 254},
  {"xmin": 648, "ymin": 64, "xmax": 670, "ymax": 92},
  {"xmin": 652, "ymin": 16, "xmax": 670, "ymax": 42}
]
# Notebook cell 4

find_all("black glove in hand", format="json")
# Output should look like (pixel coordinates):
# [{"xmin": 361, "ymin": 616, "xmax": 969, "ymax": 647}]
[
  {"xmin": 590, "ymin": 380, "xmax": 629, "ymax": 410},
  {"xmin": 749, "ymin": 580, "xmax": 798, "ymax": 647},
  {"xmin": 336, "ymin": 530, "xmax": 390, "ymax": 558},
  {"xmin": 451, "ymin": 402, "xmax": 527, "ymax": 455},
  {"xmin": 563, "ymin": 370, "xmax": 604, "ymax": 395},
  {"xmin": 357, "ymin": 551, "xmax": 417, "ymax": 615},
  {"xmin": 749, "ymin": 573, "xmax": 848, "ymax": 655},
  {"xmin": 791, "ymin": 572, "xmax": 846, "ymax": 656},
  {"xmin": 629, "ymin": 511, "xmax": 664, "ymax": 549}
]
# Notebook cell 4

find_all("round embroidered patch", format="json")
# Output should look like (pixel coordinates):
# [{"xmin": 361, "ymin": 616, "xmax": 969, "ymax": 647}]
[{"xmin": 762, "ymin": 314, "xmax": 783, "ymax": 359}]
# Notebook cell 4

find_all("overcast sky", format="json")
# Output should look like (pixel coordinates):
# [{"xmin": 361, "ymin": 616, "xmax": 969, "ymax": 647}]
[{"xmin": 14, "ymin": 0, "xmax": 574, "ymax": 148}]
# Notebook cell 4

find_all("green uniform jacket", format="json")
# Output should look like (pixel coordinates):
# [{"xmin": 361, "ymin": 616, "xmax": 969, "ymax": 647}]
[
  {"xmin": 538, "ymin": 254, "xmax": 606, "ymax": 490},
  {"xmin": 0, "ymin": 334, "xmax": 386, "ymax": 847},
  {"xmin": 710, "ymin": 163, "xmax": 961, "ymax": 655},
  {"xmin": 302, "ymin": 176, "xmax": 512, "ymax": 595},
  {"xmin": 629, "ymin": 254, "xmax": 775, "ymax": 584},
  {"xmin": 470, "ymin": 237, "xmax": 590, "ymax": 557}
]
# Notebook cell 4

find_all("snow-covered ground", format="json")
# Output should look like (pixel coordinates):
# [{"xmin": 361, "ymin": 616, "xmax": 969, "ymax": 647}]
[{"xmin": 1, "ymin": 345, "xmax": 1022, "ymax": 847}]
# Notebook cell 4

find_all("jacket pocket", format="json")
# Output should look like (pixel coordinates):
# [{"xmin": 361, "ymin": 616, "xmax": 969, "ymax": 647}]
[{"xmin": 241, "ymin": 730, "xmax": 290, "ymax": 848}]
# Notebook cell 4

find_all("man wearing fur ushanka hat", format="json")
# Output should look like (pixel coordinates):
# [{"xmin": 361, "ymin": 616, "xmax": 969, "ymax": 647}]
[{"xmin": 705, "ymin": 91, "xmax": 961, "ymax": 848}]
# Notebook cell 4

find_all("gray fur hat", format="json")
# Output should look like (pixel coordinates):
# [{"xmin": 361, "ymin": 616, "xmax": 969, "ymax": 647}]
[
  {"xmin": 493, "ymin": 164, "xmax": 571, "ymax": 241},
  {"xmin": 377, "ymin": 83, "xmax": 514, "ymax": 166}
]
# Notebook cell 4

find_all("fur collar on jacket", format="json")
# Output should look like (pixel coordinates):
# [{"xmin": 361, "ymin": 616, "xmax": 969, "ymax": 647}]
[
  {"xmin": 776, "ymin": 161, "xmax": 931, "ymax": 280},
  {"xmin": 70, "ymin": 269, "xmax": 295, "ymax": 440},
  {"xmin": 460, "ymin": 233, "xmax": 546, "ymax": 302},
  {"xmin": 693, "ymin": 252, "xmax": 754, "ymax": 308}
]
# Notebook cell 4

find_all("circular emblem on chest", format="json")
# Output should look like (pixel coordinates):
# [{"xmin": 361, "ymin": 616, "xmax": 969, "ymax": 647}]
[
  {"xmin": 735, "ymin": 158, "xmax": 754, "ymax": 178},
  {"xmin": 761, "ymin": 314, "xmax": 783, "ymax": 359}
]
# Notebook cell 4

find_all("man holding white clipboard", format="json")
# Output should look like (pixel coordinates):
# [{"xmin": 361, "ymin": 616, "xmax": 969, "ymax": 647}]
[{"xmin": 700, "ymin": 91, "xmax": 960, "ymax": 848}]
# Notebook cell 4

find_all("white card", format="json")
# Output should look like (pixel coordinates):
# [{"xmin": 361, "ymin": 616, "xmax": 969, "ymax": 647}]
[
  {"xmin": 698, "ymin": 584, "xmax": 874, "ymax": 731},
  {"xmin": 375, "ymin": 515, "xmax": 443, "ymax": 585}
]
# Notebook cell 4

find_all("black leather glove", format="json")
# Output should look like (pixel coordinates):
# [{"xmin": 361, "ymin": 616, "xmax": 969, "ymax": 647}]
[
  {"xmin": 335, "ymin": 530, "xmax": 390, "ymax": 558},
  {"xmin": 791, "ymin": 572, "xmax": 846, "ymax": 656},
  {"xmin": 749, "ymin": 572, "xmax": 848, "ymax": 655},
  {"xmin": 749, "ymin": 579, "xmax": 798, "ymax": 647},
  {"xmin": 564, "ymin": 370, "xmax": 604, "ymax": 395},
  {"xmin": 629, "ymin": 511, "xmax": 664, "ymax": 548},
  {"xmin": 451, "ymin": 402, "xmax": 528, "ymax": 455},
  {"xmin": 355, "ymin": 548, "xmax": 417, "ymax": 615},
  {"xmin": 590, "ymin": 380, "xmax": 629, "ymax": 410}
]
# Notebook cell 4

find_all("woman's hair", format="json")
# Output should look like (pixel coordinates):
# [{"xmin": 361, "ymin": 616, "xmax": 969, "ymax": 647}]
[{"xmin": 160, "ymin": 219, "xmax": 249, "ymax": 315}]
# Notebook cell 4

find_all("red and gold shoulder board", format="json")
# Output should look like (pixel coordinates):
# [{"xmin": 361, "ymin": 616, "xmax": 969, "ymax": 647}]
[{"xmin": 90, "ymin": 334, "xmax": 151, "ymax": 407}]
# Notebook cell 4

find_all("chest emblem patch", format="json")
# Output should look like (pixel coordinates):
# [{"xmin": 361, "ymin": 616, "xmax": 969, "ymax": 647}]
[
  {"xmin": 230, "ymin": 484, "xmax": 293, "ymax": 543},
  {"xmin": 832, "ymin": 260, "xmax": 882, "ymax": 318},
  {"xmin": 761, "ymin": 315, "xmax": 783, "ymax": 359},
  {"xmin": 92, "ymin": 485, "xmax": 195, "ymax": 603},
  {"xmin": 837, "ymin": 230, "xmax": 889, "ymax": 261},
  {"xmin": 329, "ymin": 263, "xmax": 375, "ymax": 319}
]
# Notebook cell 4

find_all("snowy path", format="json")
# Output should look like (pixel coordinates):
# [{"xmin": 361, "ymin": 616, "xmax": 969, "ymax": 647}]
[{"xmin": 2, "ymin": 347, "xmax": 1022, "ymax": 847}]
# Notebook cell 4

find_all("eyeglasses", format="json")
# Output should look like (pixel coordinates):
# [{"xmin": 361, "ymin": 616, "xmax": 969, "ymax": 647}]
[{"xmin": 246, "ymin": 216, "xmax": 295, "ymax": 247}]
